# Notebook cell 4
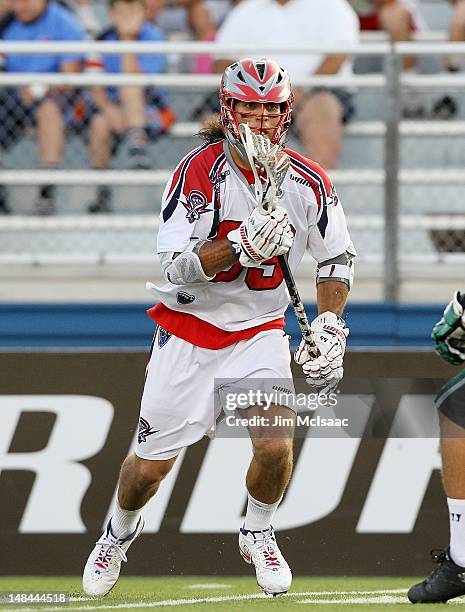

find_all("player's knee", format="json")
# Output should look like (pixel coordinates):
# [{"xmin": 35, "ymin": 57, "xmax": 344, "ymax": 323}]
[
  {"xmin": 252, "ymin": 438, "xmax": 292, "ymax": 467},
  {"xmin": 134, "ymin": 454, "xmax": 176, "ymax": 486}
]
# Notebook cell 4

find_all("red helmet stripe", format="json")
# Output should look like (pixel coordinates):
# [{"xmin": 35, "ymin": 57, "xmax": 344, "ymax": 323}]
[
  {"xmin": 262, "ymin": 61, "xmax": 277, "ymax": 83},
  {"xmin": 242, "ymin": 58, "xmax": 261, "ymax": 81},
  {"xmin": 231, "ymin": 83, "xmax": 287, "ymax": 103}
]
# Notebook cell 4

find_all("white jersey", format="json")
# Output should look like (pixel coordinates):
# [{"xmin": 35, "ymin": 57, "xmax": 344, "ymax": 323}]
[
  {"xmin": 215, "ymin": 0, "xmax": 359, "ymax": 81},
  {"xmin": 147, "ymin": 139, "xmax": 351, "ymax": 343}
]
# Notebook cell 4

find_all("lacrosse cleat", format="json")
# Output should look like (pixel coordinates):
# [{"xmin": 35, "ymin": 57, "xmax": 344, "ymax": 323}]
[
  {"xmin": 408, "ymin": 548, "xmax": 465, "ymax": 603},
  {"xmin": 83, "ymin": 517, "xmax": 144, "ymax": 596},
  {"xmin": 239, "ymin": 526, "xmax": 292, "ymax": 596}
]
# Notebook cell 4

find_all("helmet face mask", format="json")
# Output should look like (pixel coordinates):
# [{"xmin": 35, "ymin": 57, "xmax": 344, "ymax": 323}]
[{"xmin": 220, "ymin": 58, "xmax": 293, "ymax": 156}]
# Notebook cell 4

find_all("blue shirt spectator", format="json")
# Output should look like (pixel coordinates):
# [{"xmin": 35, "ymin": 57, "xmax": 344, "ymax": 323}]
[
  {"xmin": 3, "ymin": 1, "xmax": 85, "ymax": 72},
  {"xmin": 91, "ymin": 20, "xmax": 166, "ymax": 102},
  {"xmin": 86, "ymin": 0, "xmax": 174, "ymax": 210},
  {"xmin": 0, "ymin": 0, "xmax": 86, "ymax": 216},
  {"xmin": 99, "ymin": 21, "xmax": 165, "ymax": 75}
]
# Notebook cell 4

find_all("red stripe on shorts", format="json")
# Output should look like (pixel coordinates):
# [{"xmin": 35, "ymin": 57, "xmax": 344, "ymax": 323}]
[{"xmin": 147, "ymin": 304, "xmax": 285, "ymax": 349}]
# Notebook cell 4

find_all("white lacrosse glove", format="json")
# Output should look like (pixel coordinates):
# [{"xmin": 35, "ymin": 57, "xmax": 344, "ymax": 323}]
[
  {"xmin": 227, "ymin": 206, "xmax": 294, "ymax": 267},
  {"xmin": 294, "ymin": 312, "xmax": 349, "ymax": 391}
]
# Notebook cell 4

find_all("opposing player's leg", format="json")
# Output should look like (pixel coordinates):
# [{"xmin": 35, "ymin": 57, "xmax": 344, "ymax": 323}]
[
  {"xmin": 83, "ymin": 326, "xmax": 219, "ymax": 596},
  {"xmin": 239, "ymin": 403, "xmax": 294, "ymax": 596},
  {"xmin": 409, "ymin": 371, "xmax": 465, "ymax": 604}
]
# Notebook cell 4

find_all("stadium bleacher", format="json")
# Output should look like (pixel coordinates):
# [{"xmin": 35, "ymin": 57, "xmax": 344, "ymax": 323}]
[{"xmin": 0, "ymin": 0, "xmax": 463, "ymax": 304}]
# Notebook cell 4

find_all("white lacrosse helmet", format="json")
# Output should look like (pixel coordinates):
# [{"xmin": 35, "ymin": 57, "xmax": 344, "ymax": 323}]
[{"xmin": 220, "ymin": 58, "xmax": 293, "ymax": 155}]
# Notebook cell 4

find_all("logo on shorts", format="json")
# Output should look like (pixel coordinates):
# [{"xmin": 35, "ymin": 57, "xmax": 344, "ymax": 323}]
[
  {"xmin": 138, "ymin": 417, "xmax": 159, "ymax": 444},
  {"xmin": 183, "ymin": 190, "xmax": 211, "ymax": 223},
  {"xmin": 177, "ymin": 291, "xmax": 195, "ymax": 305},
  {"xmin": 158, "ymin": 327, "xmax": 172, "ymax": 348}
]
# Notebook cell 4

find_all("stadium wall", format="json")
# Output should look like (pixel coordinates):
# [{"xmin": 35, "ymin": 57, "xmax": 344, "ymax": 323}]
[
  {"xmin": 0, "ymin": 350, "xmax": 457, "ymax": 576},
  {"xmin": 0, "ymin": 302, "xmax": 443, "ymax": 348}
]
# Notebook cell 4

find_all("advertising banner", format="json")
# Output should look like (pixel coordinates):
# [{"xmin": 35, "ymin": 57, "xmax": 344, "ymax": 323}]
[{"xmin": 0, "ymin": 351, "xmax": 459, "ymax": 575}]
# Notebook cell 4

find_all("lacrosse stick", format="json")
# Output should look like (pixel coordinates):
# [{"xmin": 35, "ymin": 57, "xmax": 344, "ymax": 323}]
[{"xmin": 239, "ymin": 123, "xmax": 319, "ymax": 358}]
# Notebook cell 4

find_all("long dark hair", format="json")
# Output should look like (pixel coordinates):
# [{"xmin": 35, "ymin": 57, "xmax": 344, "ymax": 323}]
[{"xmin": 197, "ymin": 119, "xmax": 225, "ymax": 143}]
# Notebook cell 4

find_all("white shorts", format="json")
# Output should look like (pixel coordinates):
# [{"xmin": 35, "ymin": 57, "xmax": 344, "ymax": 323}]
[{"xmin": 136, "ymin": 327, "xmax": 294, "ymax": 461}]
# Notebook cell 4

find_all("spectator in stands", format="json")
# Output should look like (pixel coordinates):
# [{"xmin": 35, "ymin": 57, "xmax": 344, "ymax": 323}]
[
  {"xmin": 215, "ymin": 0, "xmax": 359, "ymax": 169},
  {"xmin": 0, "ymin": 0, "xmax": 86, "ymax": 215},
  {"xmin": 62, "ymin": 0, "xmax": 101, "ymax": 37},
  {"xmin": 146, "ymin": 0, "xmax": 216, "ymax": 41},
  {"xmin": 87, "ymin": 0, "xmax": 175, "ymax": 213},
  {"xmin": 446, "ymin": 0, "xmax": 465, "ymax": 71},
  {"xmin": 145, "ymin": 0, "xmax": 228, "ymax": 73},
  {"xmin": 0, "ymin": 0, "xmax": 10, "ymax": 20},
  {"xmin": 430, "ymin": 0, "xmax": 465, "ymax": 119},
  {"xmin": 348, "ymin": 0, "xmax": 424, "ymax": 44},
  {"xmin": 347, "ymin": 0, "xmax": 427, "ymax": 117}
]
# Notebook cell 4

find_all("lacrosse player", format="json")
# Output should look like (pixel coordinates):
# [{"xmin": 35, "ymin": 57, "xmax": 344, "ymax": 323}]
[
  {"xmin": 83, "ymin": 57, "xmax": 355, "ymax": 597},
  {"xmin": 409, "ymin": 292, "xmax": 465, "ymax": 604}
]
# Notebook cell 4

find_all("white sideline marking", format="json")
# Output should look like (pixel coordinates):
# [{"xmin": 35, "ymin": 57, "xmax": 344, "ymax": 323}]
[
  {"xmin": 297, "ymin": 595, "xmax": 465, "ymax": 605},
  {"xmin": 186, "ymin": 584, "xmax": 232, "ymax": 589},
  {"xmin": 6, "ymin": 588, "xmax": 408, "ymax": 611},
  {"xmin": 296, "ymin": 596, "xmax": 407, "ymax": 605},
  {"xmin": 70, "ymin": 598, "xmax": 93, "ymax": 602}
]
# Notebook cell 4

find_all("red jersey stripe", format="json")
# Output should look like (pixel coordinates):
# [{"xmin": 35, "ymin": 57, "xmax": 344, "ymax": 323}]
[
  {"xmin": 147, "ymin": 304, "xmax": 285, "ymax": 350},
  {"xmin": 166, "ymin": 141, "xmax": 224, "ymax": 201}
]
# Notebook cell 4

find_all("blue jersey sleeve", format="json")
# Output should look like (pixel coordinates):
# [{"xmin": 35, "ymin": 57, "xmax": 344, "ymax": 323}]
[
  {"xmin": 137, "ymin": 23, "xmax": 166, "ymax": 74},
  {"xmin": 55, "ymin": 7, "xmax": 86, "ymax": 67}
]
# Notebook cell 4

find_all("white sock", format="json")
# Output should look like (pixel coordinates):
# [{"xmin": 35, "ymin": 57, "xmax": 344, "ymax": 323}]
[
  {"xmin": 110, "ymin": 497, "xmax": 141, "ymax": 539},
  {"xmin": 243, "ymin": 493, "xmax": 281, "ymax": 532},
  {"xmin": 448, "ymin": 497, "xmax": 465, "ymax": 566}
]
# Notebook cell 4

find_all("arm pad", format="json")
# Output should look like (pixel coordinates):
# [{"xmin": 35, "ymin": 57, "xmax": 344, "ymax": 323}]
[
  {"xmin": 159, "ymin": 242, "xmax": 214, "ymax": 285},
  {"xmin": 316, "ymin": 242, "xmax": 356, "ymax": 289}
]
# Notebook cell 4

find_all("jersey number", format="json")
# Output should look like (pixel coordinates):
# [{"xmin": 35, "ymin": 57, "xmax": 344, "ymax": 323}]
[{"xmin": 211, "ymin": 220, "xmax": 284, "ymax": 291}]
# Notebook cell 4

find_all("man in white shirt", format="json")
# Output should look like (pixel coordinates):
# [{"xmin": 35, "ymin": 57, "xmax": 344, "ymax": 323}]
[
  {"xmin": 348, "ymin": 0, "xmax": 427, "ymax": 117},
  {"xmin": 215, "ymin": 0, "xmax": 360, "ymax": 168}
]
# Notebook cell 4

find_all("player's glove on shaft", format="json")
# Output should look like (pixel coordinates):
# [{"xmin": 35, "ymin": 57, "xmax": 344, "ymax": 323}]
[
  {"xmin": 432, "ymin": 290, "xmax": 465, "ymax": 365},
  {"xmin": 227, "ymin": 206, "xmax": 294, "ymax": 268},
  {"xmin": 294, "ymin": 311, "xmax": 349, "ymax": 390}
]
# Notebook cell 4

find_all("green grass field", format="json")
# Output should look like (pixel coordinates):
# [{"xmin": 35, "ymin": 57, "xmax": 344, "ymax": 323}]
[{"xmin": 1, "ymin": 576, "xmax": 464, "ymax": 611}]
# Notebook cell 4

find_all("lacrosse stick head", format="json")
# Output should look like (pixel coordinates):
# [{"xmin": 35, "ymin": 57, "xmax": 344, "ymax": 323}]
[
  {"xmin": 239, "ymin": 122, "xmax": 291, "ymax": 214},
  {"xmin": 220, "ymin": 58, "xmax": 293, "ymax": 159}
]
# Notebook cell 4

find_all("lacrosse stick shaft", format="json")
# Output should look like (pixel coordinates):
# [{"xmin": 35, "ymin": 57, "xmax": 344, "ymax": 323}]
[
  {"xmin": 238, "ymin": 123, "xmax": 318, "ymax": 356},
  {"xmin": 278, "ymin": 254, "xmax": 319, "ymax": 357}
]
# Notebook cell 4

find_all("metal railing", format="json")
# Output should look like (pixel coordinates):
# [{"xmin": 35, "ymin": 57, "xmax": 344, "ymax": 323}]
[{"xmin": 1, "ymin": 40, "xmax": 465, "ymax": 300}]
